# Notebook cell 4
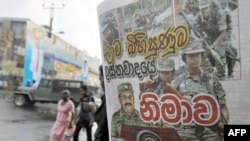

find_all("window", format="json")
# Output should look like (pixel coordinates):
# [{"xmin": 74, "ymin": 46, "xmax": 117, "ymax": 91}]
[
  {"xmin": 11, "ymin": 22, "xmax": 25, "ymax": 38},
  {"xmin": 58, "ymin": 81, "xmax": 65, "ymax": 87},
  {"xmin": 69, "ymin": 82, "xmax": 76, "ymax": 88},
  {"xmin": 69, "ymin": 82, "xmax": 81, "ymax": 88},
  {"xmin": 39, "ymin": 79, "xmax": 48, "ymax": 87},
  {"xmin": 65, "ymin": 82, "xmax": 69, "ymax": 87}
]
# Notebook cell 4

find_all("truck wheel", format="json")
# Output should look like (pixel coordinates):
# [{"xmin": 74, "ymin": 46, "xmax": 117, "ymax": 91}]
[{"xmin": 14, "ymin": 95, "xmax": 27, "ymax": 107}]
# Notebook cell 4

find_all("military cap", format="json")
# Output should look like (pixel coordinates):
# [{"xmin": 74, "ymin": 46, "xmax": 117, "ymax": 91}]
[
  {"xmin": 157, "ymin": 58, "xmax": 175, "ymax": 71},
  {"xmin": 198, "ymin": 0, "xmax": 211, "ymax": 9},
  {"xmin": 182, "ymin": 38, "xmax": 205, "ymax": 54},
  {"xmin": 117, "ymin": 82, "xmax": 133, "ymax": 94}
]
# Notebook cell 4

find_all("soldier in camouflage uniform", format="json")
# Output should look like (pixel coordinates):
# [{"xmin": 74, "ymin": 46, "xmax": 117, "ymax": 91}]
[
  {"xmin": 133, "ymin": 9, "xmax": 152, "ymax": 32},
  {"xmin": 143, "ymin": 58, "xmax": 175, "ymax": 96},
  {"xmin": 139, "ymin": 58, "xmax": 179, "ymax": 128},
  {"xmin": 111, "ymin": 82, "xmax": 149, "ymax": 137},
  {"xmin": 171, "ymin": 38, "xmax": 229, "ymax": 141},
  {"xmin": 102, "ymin": 13, "xmax": 119, "ymax": 46},
  {"xmin": 218, "ymin": 0, "xmax": 239, "ymax": 78},
  {"xmin": 195, "ymin": 0, "xmax": 237, "ymax": 79},
  {"xmin": 184, "ymin": 0, "xmax": 221, "ymax": 16}
]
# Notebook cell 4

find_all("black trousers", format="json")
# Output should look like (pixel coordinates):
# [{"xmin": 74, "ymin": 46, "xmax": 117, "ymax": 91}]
[{"xmin": 73, "ymin": 121, "xmax": 92, "ymax": 141}]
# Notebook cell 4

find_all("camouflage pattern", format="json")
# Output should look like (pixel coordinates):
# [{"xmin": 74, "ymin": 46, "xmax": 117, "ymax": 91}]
[
  {"xmin": 185, "ymin": 0, "xmax": 220, "ymax": 15},
  {"xmin": 112, "ymin": 82, "xmax": 152, "ymax": 137},
  {"xmin": 117, "ymin": 82, "xmax": 133, "ymax": 95},
  {"xmin": 218, "ymin": 0, "xmax": 238, "ymax": 76},
  {"xmin": 195, "ymin": 3, "xmax": 234, "ymax": 78},
  {"xmin": 144, "ymin": 58, "xmax": 175, "ymax": 95},
  {"xmin": 181, "ymin": 38, "xmax": 215, "ymax": 74},
  {"xmin": 200, "ymin": 51, "xmax": 216, "ymax": 74},
  {"xmin": 171, "ymin": 69, "xmax": 226, "ymax": 141},
  {"xmin": 157, "ymin": 58, "xmax": 175, "ymax": 71},
  {"xmin": 140, "ymin": 58, "xmax": 176, "ymax": 128},
  {"xmin": 181, "ymin": 38, "xmax": 205, "ymax": 55},
  {"xmin": 181, "ymin": 37, "xmax": 216, "ymax": 75},
  {"xmin": 111, "ymin": 109, "xmax": 150, "ymax": 137}
]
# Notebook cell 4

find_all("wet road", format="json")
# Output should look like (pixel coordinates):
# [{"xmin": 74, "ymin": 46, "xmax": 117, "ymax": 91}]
[{"xmin": 0, "ymin": 97, "xmax": 97, "ymax": 141}]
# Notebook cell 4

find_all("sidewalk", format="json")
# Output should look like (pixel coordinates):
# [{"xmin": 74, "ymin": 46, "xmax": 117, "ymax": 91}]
[{"xmin": 77, "ymin": 122, "xmax": 98, "ymax": 141}]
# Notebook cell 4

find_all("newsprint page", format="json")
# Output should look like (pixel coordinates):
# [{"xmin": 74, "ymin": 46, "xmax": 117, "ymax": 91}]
[{"xmin": 97, "ymin": 0, "xmax": 250, "ymax": 140}]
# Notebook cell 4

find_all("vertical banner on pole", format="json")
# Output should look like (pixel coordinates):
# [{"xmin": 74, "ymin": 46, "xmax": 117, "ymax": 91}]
[
  {"xmin": 24, "ymin": 21, "xmax": 46, "ymax": 87},
  {"xmin": 80, "ymin": 57, "xmax": 89, "ymax": 81}
]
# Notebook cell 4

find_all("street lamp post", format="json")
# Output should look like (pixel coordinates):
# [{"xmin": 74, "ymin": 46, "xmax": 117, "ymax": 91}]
[{"xmin": 42, "ymin": 3, "xmax": 65, "ymax": 38}]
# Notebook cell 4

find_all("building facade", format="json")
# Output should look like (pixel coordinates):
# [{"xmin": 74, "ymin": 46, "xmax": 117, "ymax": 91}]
[{"xmin": 0, "ymin": 17, "xmax": 100, "ymax": 87}]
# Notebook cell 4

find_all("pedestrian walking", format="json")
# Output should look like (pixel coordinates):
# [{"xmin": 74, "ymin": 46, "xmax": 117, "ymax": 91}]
[
  {"xmin": 81, "ymin": 65, "xmax": 110, "ymax": 141},
  {"xmin": 50, "ymin": 90, "xmax": 75, "ymax": 141},
  {"xmin": 73, "ymin": 85, "xmax": 95, "ymax": 141}
]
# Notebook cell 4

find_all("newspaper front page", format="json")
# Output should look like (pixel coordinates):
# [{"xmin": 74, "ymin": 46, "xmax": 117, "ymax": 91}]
[{"xmin": 97, "ymin": 0, "xmax": 249, "ymax": 140}]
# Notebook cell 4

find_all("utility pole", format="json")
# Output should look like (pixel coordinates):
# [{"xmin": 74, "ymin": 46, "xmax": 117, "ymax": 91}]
[{"xmin": 42, "ymin": 3, "xmax": 64, "ymax": 38}]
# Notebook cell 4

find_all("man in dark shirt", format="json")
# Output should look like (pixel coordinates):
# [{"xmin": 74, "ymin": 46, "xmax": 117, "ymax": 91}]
[
  {"xmin": 82, "ymin": 65, "xmax": 109, "ymax": 141},
  {"xmin": 73, "ymin": 85, "xmax": 95, "ymax": 141}
]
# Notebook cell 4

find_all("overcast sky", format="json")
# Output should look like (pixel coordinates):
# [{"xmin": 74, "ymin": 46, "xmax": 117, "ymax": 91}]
[{"xmin": 0, "ymin": 0, "xmax": 103, "ymax": 59}]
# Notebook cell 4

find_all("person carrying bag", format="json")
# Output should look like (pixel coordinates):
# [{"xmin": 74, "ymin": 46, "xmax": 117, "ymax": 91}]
[{"xmin": 73, "ymin": 85, "xmax": 95, "ymax": 141}]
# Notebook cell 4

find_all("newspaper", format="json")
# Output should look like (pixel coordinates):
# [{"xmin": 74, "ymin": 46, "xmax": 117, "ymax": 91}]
[{"xmin": 97, "ymin": 0, "xmax": 249, "ymax": 140}]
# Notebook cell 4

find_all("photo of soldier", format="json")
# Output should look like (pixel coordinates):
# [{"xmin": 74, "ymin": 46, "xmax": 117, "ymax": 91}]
[
  {"xmin": 171, "ymin": 38, "xmax": 229, "ymax": 141},
  {"xmin": 194, "ymin": 0, "xmax": 239, "ymax": 80},
  {"xmin": 140, "ymin": 58, "xmax": 175, "ymax": 97},
  {"xmin": 133, "ymin": 8, "xmax": 154, "ymax": 32},
  {"xmin": 111, "ymin": 82, "xmax": 150, "ymax": 138},
  {"xmin": 101, "ymin": 13, "xmax": 119, "ymax": 46},
  {"xmin": 139, "ymin": 58, "xmax": 182, "ymax": 129},
  {"xmin": 217, "ymin": 0, "xmax": 239, "ymax": 78},
  {"xmin": 122, "ymin": 0, "xmax": 176, "ymax": 37}
]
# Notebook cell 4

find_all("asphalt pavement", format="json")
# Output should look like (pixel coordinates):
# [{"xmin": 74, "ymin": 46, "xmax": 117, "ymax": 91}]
[{"xmin": 0, "ymin": 95, "xmax": 98, "ymax": 141}]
